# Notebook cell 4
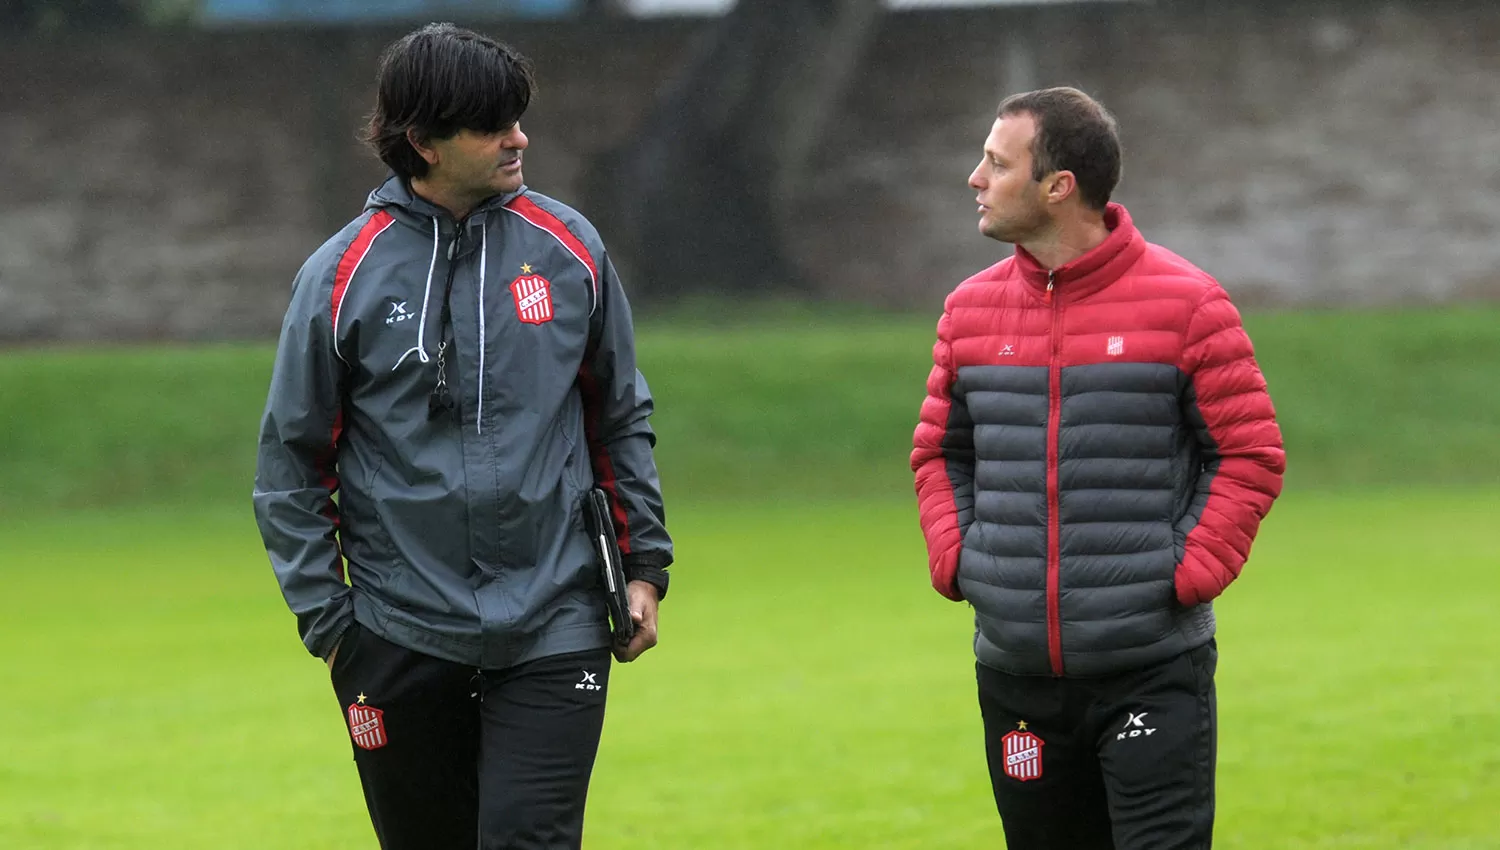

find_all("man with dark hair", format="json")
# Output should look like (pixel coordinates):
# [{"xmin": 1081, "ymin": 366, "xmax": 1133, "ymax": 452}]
[
  {"xmin": 253, "ymin": 23, "xmax": 672, "ymax": 850},
  {"xmin": 912, "ymin": 86, "xmax": 1284, "ymax": 848}
]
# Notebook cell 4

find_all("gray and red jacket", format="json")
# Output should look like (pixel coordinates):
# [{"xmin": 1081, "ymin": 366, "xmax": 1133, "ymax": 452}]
[
  {"xmin": 912, "ymin": 204, "xmax": 1283, "ymax": 677},
  {"xmin": 254, "ymin": 176, "xmax": 671, "ymax": 669}
]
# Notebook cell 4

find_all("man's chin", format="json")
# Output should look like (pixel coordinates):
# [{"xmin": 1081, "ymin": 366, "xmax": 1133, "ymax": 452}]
[
  {"xmin": 979, "ymin": 221, "xmax": 1014, "ymax": 244},
  {"xmin": 495, "ymin": 171, "xmax": 524, "ymax": 193}
]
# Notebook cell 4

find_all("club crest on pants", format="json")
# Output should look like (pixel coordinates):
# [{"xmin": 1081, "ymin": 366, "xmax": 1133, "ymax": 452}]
[
  {"xmin": 348, "ymin": 700, "xmax": 388, "ymax": 750},
  {"xmin": 1002, "ymin": 730, "xmax": 1043, "ymax": 781}
]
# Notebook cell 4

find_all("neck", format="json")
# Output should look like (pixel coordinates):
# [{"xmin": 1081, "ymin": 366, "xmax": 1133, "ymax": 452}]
[
  {"xmin": 409, "ymin": 176, "xmax": 479, "ymax": 221},
  {"xmin": 1020, "ymin": 211, "xmax": 1111, "ymax": 271}
]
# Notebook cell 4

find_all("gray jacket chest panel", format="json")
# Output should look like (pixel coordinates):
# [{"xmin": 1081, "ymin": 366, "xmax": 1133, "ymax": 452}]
[
  {"xmin": 959, "ymin": 362, "xmax": 1189, "ymax": 503},
  {"xmin": 337, "ymin": 216, "xmax": 593, "ymax": 416}
]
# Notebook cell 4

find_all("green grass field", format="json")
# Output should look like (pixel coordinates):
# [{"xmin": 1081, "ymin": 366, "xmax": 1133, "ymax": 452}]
[
  {"xmin": 2, "ymin": 492, "xmax": 1497, "ymax": 849},
  {"xmin": 2, "ymin": 306, "xmax": 1498, "ymax": 513},
  {"xmin": 2, "ymin": 307, "xmax": 1498, "ymax": 848}
]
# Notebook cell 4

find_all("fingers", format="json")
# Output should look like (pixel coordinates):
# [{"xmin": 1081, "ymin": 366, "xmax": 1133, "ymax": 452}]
[
  {"xmin": 616, "ymin": 581, "xmax": 661, "ymax": 663},
  {"xmin": 615, "ymin": 620, "xmax": 658, "ymax": 663}
]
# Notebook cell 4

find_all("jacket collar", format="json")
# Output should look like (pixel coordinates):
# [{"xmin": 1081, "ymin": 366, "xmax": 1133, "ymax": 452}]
[
  {"xmin": 1013, "ymin": 203, "xmax": 1146, "ymax": 302},
  {"xmin": 365, "ymin": 174, "xmax": 526, "ymax": 228}
]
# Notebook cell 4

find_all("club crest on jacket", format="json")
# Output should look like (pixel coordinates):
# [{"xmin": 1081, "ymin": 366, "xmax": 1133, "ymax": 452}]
[{"xmin": 511, "ymin": 272, "xmax": 554, "ymax": 324}]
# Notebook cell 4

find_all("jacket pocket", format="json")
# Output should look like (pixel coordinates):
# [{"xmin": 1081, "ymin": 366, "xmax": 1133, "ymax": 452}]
[
  {"xmin": 953, "ymin": 520, "xmax": 979, "ymax": 586},
  {"xmin": 559, "ymin": 390, "xmax": 592, "ymax": 495},
  {"xmin": 341, "ymin": 455, "xmax": 399, "ymax": 592},
  {"xmin": 1166, "ymin": 526, "xmax": 1190, "ymax": 614},
  {"xmin": 328, "ymin": 621, "xmax": 362, "ymax": 681}
]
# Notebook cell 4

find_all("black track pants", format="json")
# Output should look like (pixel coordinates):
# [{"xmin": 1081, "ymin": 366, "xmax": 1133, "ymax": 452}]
[
  {"xmin": 330, "ymin": 622, "xmax": 612, "ymax": 849},
  {"xmin": 978, "ymin": 641, "xmax": 1218, "ymax": 850}
]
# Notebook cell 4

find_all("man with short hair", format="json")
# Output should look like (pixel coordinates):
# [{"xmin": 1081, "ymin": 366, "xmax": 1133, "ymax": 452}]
[
  {"xmin": 254, "ymin": 23, "xmax": 672, "ymax": 849},
  {"xmin": 912, "ymin": 87, "xmax": 1284, "ymax": 849}
]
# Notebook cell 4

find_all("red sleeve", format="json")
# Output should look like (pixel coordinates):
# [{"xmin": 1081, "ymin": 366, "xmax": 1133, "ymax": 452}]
[
  {"xmin": 911, "ymin": 310, "xmax": 972, "ymax": 601},
  {"xmin": 1174, "ymin": 288, "xmax": 1286, "ymax": 606}
]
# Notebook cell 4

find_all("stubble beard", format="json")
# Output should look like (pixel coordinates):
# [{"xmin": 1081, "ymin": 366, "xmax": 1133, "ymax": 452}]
[
  {"xmin": 492, "ymin": 157, "xmax": 524, "ymax": 195},
  {"xmin": 455, "ymin": 163, "xmax": 521, "ymax": 209},
  {"xmin": 982, "ymin": 203, "xmax": 1050, "ymax": 246}
]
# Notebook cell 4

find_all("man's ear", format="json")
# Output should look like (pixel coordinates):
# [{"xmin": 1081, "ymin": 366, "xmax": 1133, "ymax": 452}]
[
  {"xmin": 1045, "ymin": 170, "xmax": 1078, "ymax": 205},
  {"xmin": 406, "ymin": 129, "xmax": 440, "ymax": 167}
]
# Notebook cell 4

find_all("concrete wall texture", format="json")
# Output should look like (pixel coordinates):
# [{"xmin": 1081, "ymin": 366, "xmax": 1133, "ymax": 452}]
[{"xmin": 2, "ymin": 0, "xmax": 1497, "ymax": 341}]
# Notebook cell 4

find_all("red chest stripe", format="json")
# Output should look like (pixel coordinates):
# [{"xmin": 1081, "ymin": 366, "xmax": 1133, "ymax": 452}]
[
  {"xmin": 331, "ymin": 210, "xmax": 396, "ymax": 358},
  {"xmin": 502, "ymin": 196, "xmax": 599, "ymax": 311}
]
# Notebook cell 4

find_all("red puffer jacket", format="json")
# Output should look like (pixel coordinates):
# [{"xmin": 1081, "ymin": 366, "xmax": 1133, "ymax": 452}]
[{"xmin": 911, "ymin": 204, "xmax": 1284, "ymax": 677}]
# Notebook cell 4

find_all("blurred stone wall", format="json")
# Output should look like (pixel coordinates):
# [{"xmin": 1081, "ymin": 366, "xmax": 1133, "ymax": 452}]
[{"xmin": 2, "ymin": 0, "xmax": 1497, "ymax": 341}]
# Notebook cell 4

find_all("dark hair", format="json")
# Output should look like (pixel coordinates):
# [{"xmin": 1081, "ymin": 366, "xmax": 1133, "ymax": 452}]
[
  {"xmin": 997, "ymin": 87, "xmax": 1121, "ymax": 211},
  {"xmin": 363, "ymin": 23, "xmax": 536, "ymax": 180}
]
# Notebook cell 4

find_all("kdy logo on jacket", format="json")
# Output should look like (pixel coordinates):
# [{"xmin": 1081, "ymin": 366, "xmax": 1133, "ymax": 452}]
[
  {"xmin": 386, "ymin": 300, "xmax": 414, "ymax": 325},
  {"xmin": 511, "ymin": 262, "xmax": 554, "ymax": 325}
]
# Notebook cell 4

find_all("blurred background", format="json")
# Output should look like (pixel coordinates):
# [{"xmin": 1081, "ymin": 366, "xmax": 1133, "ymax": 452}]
[
  {"xmin": 1, "ymin": 1, "xmax": 1497, "ymax": 848},
  {"xmin": 6, "ymin": 0, "xmax": 1500, "ymax": 341}
]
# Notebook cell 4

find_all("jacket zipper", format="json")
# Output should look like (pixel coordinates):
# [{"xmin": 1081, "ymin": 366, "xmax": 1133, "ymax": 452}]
[{"xmin": 1044, "ymin": 269, "xmax": 1065, "ymax": 676}]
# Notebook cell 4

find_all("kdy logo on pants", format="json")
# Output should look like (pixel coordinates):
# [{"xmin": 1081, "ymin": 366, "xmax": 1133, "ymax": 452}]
[{"xmin": 1117, "ymin": 711, "xmax": 1157, "ymax": 741}]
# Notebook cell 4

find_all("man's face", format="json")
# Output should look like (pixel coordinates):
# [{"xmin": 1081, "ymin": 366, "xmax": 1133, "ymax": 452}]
[
  {"xmin": 968, "ymin": 114, "xmax": 1051, "ymax": 244},
  {"xmin": 426, "ymin": 123, "xmax": 530, "ymax": 202}
]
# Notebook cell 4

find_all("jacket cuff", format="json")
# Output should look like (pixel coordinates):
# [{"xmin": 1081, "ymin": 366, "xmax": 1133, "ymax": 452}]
[
  {"xmin": 307, "ymin": 609, "xmax": 355, "ymax": 659},
  {"xmin": 1173, "ymin": 554, "xmax": 1228, "ymax": 607},
  {"xmin": 623, "ymin": 556, "xmax": 670, "ymax": 601},
  {"xmin": 300, "ymin": 594, "xmax": 355, "ymax": 659}
]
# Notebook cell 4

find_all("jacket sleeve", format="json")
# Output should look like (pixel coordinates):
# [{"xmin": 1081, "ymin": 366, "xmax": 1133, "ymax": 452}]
[
  {"xmin": 578, "ymin": 253, "xmax": 674, "ymax": 598},
  {"xmin": 911, "ymin": 309, "xmax": 975, "ymax": 601},
  {"xmin": 252, "ymin": 260, "xmax": 353, "ymax": 658},
  {"xmin": 1173, "ymin": 286, "xmax": 1285, "ymax": 606}
]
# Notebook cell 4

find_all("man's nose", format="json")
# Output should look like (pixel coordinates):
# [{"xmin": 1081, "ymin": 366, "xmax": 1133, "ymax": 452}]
[{"xmin": 505, "ymin": 125, "xmax": 529, "ymax": 149}]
